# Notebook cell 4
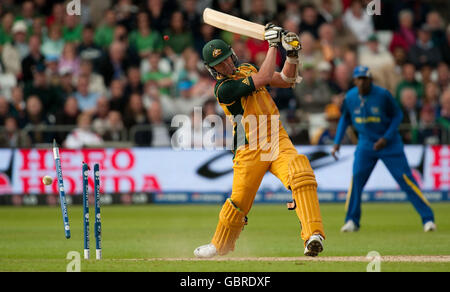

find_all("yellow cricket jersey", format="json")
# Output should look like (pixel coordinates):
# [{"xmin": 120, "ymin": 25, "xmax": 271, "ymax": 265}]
[{"xmin": 214, "ymin": 63, "xmax": 282, "ymax": 151}]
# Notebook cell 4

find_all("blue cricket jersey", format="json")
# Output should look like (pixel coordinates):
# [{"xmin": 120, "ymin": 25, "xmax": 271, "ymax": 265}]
[{"xmin": 334, "ymin": 84, "xmax": 404, "ymax": 153}]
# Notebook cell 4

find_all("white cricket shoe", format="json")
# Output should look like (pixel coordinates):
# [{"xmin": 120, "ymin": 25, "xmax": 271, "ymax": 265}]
[
  {"xmin": 423, "ymin": 221, "xmax": 437, "ymax": 232},
  {"xmin": 340, "ymin": 220, "xmax": 359, "ymax": 232},
  {"xmin": 304, "ymin": 234, "xmax": 324, "ymax": 257},
  {"xmin": 194, "ymin": 243, "xmax": 217, "ymax": 258}
]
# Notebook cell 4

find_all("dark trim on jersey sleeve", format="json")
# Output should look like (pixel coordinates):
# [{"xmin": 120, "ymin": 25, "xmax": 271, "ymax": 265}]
[{"xmin": 215, "ymin": 77, "xmax": 256, "ymax": 104}]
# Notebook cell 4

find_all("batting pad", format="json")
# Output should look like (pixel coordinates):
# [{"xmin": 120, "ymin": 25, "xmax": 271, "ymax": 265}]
[
  {"xmin": 211, "ymin": 198, "xmax": 247, "ymax": 255},
  {"xmin": 289, "ymin": 155, "xmax": 325, "ymax": 244}
]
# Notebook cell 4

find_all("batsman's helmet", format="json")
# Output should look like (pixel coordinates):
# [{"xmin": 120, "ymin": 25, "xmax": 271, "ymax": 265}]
[{"xmin": 202, "ymin": 39, "xmax": 238, "ymax": 79}]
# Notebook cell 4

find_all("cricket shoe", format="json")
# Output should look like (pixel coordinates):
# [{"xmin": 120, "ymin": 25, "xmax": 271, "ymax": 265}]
[
  {"xmin": 194, "ymin": 243, "xmax": 217, "ymax": 258},
  {"xmin": 304, "ymin": 234, "xmax": 324, "ymax": 257},
  {"xmin": 423, "ymin": 221, "xmax": 437, "ymax": 232},
  {"xmin": 340, "ymin": 220, "xmax": 359, "ymax": 232}
]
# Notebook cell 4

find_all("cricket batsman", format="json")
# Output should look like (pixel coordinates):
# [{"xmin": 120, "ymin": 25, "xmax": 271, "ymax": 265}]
[
  {"xmin": 194, "ymin": 24, "xmax": 325, "ymax": 258},
  {"xmin": 332, "ymin": 66, "xmax": 436, "ymax": 233}
]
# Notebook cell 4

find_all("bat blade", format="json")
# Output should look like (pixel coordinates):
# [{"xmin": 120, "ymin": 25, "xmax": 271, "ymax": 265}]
[{"xmin": 203, "ymin": 8, "xmax": 265, "ymax": 41}]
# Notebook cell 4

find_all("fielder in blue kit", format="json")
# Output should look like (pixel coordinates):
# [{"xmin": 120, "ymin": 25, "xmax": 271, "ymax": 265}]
[{"xmin": 332, "ymin": 66, "xmax": 436, "ymax": 232}]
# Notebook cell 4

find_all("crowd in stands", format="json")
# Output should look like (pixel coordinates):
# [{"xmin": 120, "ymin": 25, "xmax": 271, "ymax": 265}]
[{"xmin": 0, "ymin": 0, "xmax": 449, "ymax": 149}]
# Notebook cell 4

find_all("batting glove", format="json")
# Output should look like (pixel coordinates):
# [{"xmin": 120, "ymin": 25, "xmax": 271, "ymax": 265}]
[
  {"xmin": 264, "ymin": 23, "xmax": 283, "ymax": 48},
  {"xmin": 282, "ymin": 32, "xmax": 302, "ymax": 58}
]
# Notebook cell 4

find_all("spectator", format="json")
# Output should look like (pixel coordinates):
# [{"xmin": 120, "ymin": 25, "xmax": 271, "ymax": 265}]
[
  {"xmin": 0, "ymin": 116, "xmax": 30, "ymax": 147},
  {"xmin": 230, "ymin": 38, "xmax": 250, "ymax": 64},
  {"xmin": 74, "ymin": 74, "xmax": 101, "ymax": 113},
  {"xmin": 436, "ymin": 62, "xmax": 449, "ymax": 92},
  {"xmin": 426, "ymin": 11, "xmax": 445, "ymax": 47},
  {"xmin": 416, "ymin": 104, "xmax": 440, "ymax": 145},
  {"xmin": 145, "ymin": 101, "xmax": 171, "ymax": 147},
  {"xmin": 0, "ymin": 61, "xmax": 17, "ymax": 100},
  {"xmin": 23, "ymin": 63, "xmax": 63, "ymax": 114},
  {"xmin": 408, "ymin": 24, "xmax": 442, "ymax": 69},
  {"xmin": 92, "ymin": 96, "xmax": 111, "ymax": 137},
  {"xmin": 333, "ymin": 63, "xmax": 352, "ymax": 94},
  {"xmin": 298, "ymin": 32, "xmax": 322, "ymax": 69},
  {"xmin": 182, "ymin": 0, "xmax": 202, "ymax": 38},
  {"xmin": 31, "ymin": 16, "xmax": 45, "ymax": 38},
  {"xmin": 59, "ymin": 68, "xmax": 75, "ymax": 99},
  {"xmin": 45, "ymin": 55, "xmax": 61, "ymax": 86},
  {"xmin": 9, "ymin": 87, "xmax": 26, "ymax": 125},
  {"xmin": 123, "ymin": 93, "xmax": 147, "ymax": 129},
  {"xmin": 194, "ymin": 23, "xmax": 218, "ymax": 57},
  {"xmin": 46, "ymin": 3, "xmax": 65, "ymax": 28},
  {"xmin": 22, "ymin": 95, "xmax": 50, "ymax": 144},
  {"xmin": 246, "ymin": 0, "xmax": 273, "ymax": 25},
  {"xmin": 440, "ymin": 25, "xmax": 450, "ymax": 66},
  {"xmin": 423, "ymin": 82, "xmax": 441, "ymax": 114},
  {"xmin": 294, "ymin": 63, "xmax": 332, "ymax": 115},
  {"xmin": 1, "ymin": 21, "xmax": 29, "ymax": 76},
  {"xmin": 114, "ymin": 0, "xmax": 138, "ymax": 31},
  {"xmin": 343, "ymin": 0, "xmax": 374, "ymax": 43},
  {"xmin": 55, "ymin": 96, "xmax": 80, "ymax": 126},
  {"xmin": 94, "ymin": 9, "xmax": 116, "ymax": 49},
  {"xmin": 163, "ymin": 11, "xmax": 194, "ymax": 55},
  {"xmin": 124, "ymin": 66, "xmax": 143, "ymax": 97},
  {"xmin": 21, "ymin": 35, "xmax": 44, "ymax": 83},
  {"xmin": 53, "ymin": 96, "xmax": 80, "ymax": 143},
  {"xmin": 395, "ymin": 63, "xmax": 424, "ymax": 102},
  {"xmin": 142, "ymin": 80, "xmax": 174, "ymax": 121},
  {"xmin": 145, "ymin": 0, "xmax": 175, "ymax": 33},
  {"xmin": 58, "ymin": 43, "xmax": 80, "ymax": 76},
  {"xmin": 109, "ymin": 79, "xmax": 127, "ymax": 112},
  {"xmin": 17, "ymin": 1, "xmax": 34, "ymax": 28},
  {"xmin": 0, "ymin": 12, "xmax": 14, "ymax": 46},
  {"xmin": 141, "ymin": 51, "xmax": 173, "ymax": 96},
  {"xmin": 359, "ymin": 34, "xmax": 395, "ymax": 89},
  {"xmin": 64, "ymin": 112, "xmax": 103, "ymax": 148},
  {"xmin": 389, "ymin": 10, "xmax": 416, "ymax": 53},
  {"xmin": 76, "ymin": 59, "xmax": 107, "ymax": 97},
  {"xmin": 129, "ymin": 12, "xmax": 163, "ymax": 59},
  {"xmin": 102, "ymin": 111, "xmax": 125, "ymax": 142},
  {"xmin": 173, "ymin": 80, "xmax": 207, "ymax": 116},
  {"xmin": 0, "ymin": 96, "xmax": 10, "ymax": 125},
  {"xmin": 318, "ymin": 0, "xmax": 342, "ymax": 23},
  {"xmin": 312, "ymin": 103, "xmax": 355, "ymax": 145},
  {"xmin": 437, "ymin": 89, "xmax": 450, "ymax": 143},
  {"xmin": 299, "ymin": 3, "xmax": 326, "ymax": 39},
  {"xmin": 332, "ymin": 15, "xmax": 358, "ymax": 51},
  {"xmin": 77, "ymin": 25, "xmax": 103, "ymax": 71},
  {"xmin": 317, "ymin": 61, "xmax": 340, "ymax": 94},
  {"xmin": 62, "ymin": 14, "xmax": 82, "ymax": 44},
  {"xmin": 99, "ymin": 41, "xmax": 131, "ymax": 86},
  {"xmin": 399, "ymin": 88, "xmax": 419, "ymax": 144},
  {"xmin": 41, "ymin": 24, "xmax": 65, "ymax": 59},
  {"xmin": 318, "ymin": 23, "xmax": 338, "ymax": 62}
]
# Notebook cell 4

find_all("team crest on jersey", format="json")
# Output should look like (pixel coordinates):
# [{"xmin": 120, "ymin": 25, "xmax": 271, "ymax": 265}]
[
  {"xmin": 354, "ymin": 108, "xmax": 361, "ymax": 115},
  {"xmin": 212, "ymin": 49, "xmax": 222, "ymax": 58},
  {"xmin": 371, "ymin": 107, "xmax": 379, "ymax": 114}
]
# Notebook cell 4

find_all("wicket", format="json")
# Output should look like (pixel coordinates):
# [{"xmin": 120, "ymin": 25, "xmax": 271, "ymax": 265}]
[
  {"xmin": 53, "ymin": 139, "xmax": 71, "ymax": 239},
  {"xmin": 82, "ymin": 162, "xmax": 102, "ymax": 260},
  {"xmin": 82, "ymin": 163, "xmax": 90, "ymax": 259}
]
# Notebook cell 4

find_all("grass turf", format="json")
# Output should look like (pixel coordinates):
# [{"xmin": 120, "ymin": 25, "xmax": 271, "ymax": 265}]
[{"xmin": 0, "ymin": 202, "xmax": 449, "ymax": 272}]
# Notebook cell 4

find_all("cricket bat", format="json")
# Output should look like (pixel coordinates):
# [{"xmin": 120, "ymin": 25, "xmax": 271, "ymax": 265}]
[
  {"xmin": 203, "ymin": 8, "xmax": 299, "ymax": 47},
  {"xmin": 203, "ymin": 8, "xmax": 266, "ymax": 40}
]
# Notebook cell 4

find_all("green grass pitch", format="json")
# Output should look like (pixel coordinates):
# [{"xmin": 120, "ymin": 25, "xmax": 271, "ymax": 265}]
[{"xmin": 0, "ymin": 202, "xmax": 449, "ymax": 272}]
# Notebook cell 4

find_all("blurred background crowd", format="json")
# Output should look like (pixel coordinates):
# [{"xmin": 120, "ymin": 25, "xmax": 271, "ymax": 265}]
[{"xmin": 0, "ymin": 0, "xmax": 449, "ymax": 148}]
